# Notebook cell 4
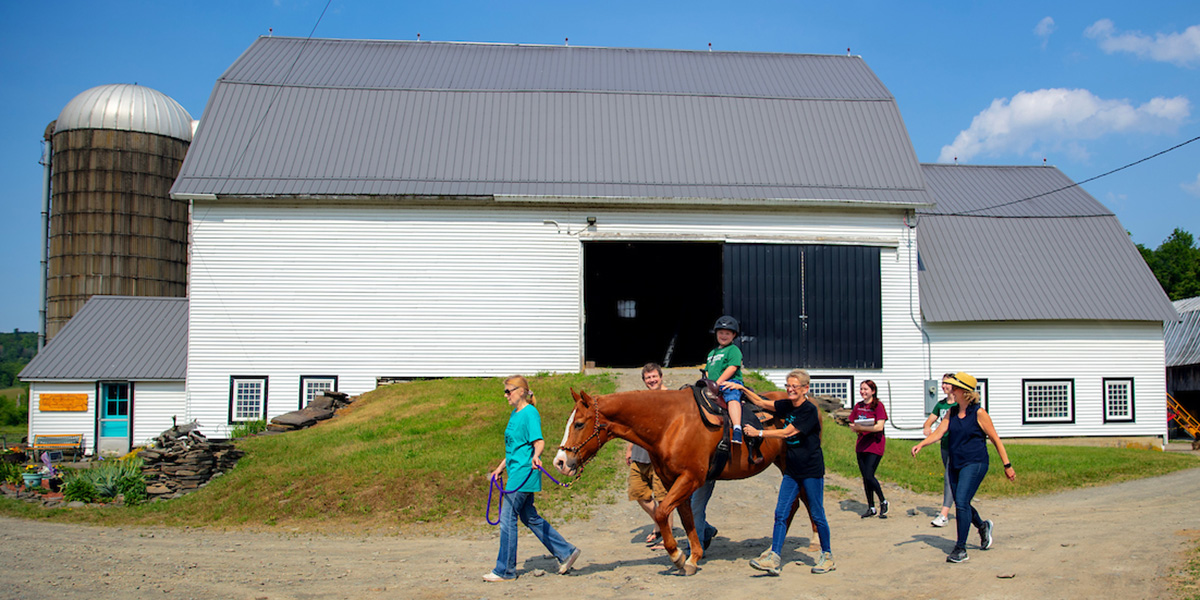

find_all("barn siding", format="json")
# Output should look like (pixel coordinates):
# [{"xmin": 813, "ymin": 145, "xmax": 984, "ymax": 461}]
[
  {"xmin": 187, "ymin": 200, "xmax": 917, "ymax": 437},
  {"xmin": 131, "ymin": 381, "xmax": 187, "ymax": 446},
  {"xmin": 28, "ymin": 382, "xmax": 96, "ymax": 455}
]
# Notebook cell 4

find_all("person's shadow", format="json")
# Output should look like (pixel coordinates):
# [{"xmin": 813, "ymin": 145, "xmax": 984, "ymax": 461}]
[{"xmin": 894, "ymin": 533, "xmax": 957, "ymax": 553}]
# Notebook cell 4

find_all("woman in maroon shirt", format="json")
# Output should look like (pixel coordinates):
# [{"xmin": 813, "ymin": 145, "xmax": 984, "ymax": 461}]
[{"xmin": 849, "ymin": 380, "xmax": 888, "ymax": 518}]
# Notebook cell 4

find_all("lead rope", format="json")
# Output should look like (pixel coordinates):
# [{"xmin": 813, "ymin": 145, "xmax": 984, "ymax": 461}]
[{"xmin": 485, "ymin": 465, "xmax": 577, "ymax": 525}]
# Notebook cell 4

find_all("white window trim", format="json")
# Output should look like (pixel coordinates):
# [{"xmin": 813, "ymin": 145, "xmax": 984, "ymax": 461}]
[
  {"xmin": 809, "ymin": 376, "xmax": 855, "ymax": 408},
  {"xmin": 299, "ymin": 375, "xmax": 338, "ymax": 410},
  {"xmin": 1103, "ymin": 378, "xmax": 1135, "ymax": 423},
  {"xmin": 229, "ymin": 376, "xmax": 268, "ymax": 423},
  {"xmin": 1022, "ymin": 379, "xmax": 1075, "ymax": 424}
]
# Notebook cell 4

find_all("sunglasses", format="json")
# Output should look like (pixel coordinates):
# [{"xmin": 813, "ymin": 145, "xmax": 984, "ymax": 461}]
[
  {"xmin": 503, "ymin": 387, "xmax": 520, "ymax": 397},
  {"xmin": 785, "ymin": 384, "xmax": 809, "ymax": 390}
]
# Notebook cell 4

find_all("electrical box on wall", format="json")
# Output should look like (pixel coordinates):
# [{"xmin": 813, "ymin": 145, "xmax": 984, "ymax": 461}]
[{"xmin": 924, "ymin": 379, "xmax": 940, "ymax": 414}]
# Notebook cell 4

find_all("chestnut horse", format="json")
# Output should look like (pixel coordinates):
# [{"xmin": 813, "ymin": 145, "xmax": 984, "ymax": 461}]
[{"xmin": 552, "ymin": 387, "xmax": 808, "ymax": 576}]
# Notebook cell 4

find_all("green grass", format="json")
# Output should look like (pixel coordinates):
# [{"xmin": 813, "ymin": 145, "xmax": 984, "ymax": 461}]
[
  {"xmin": 748, "ymin": 372, "xmax": 1200, "ymax": 498},
  {"xmin": 0, "ymin": 371, "xmax": 1196, "ymax": 532},
  {"xmin": 0, "ymin": 373, "xmax": 620, "ymax": 532}
]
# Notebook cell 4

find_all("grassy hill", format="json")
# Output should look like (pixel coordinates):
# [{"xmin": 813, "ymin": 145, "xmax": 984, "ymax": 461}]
[{"xmin": 1, "ymin": 371, "xmax": 1196, "ymax": 532}]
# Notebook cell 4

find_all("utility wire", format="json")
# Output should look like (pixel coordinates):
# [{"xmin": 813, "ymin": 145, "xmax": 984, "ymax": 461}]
[
  {"xmin": 228, "ymin": 0, "xmax": 333, "ymax": 175},
  {"xmin": 924, "ymin": 134, "xmax": 1200, "ymax": 218}
]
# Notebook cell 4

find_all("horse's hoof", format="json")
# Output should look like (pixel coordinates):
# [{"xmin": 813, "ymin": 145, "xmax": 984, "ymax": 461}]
[
  {"xmin": 683, "ymin": 562, "xmax": 698, "ymax": 576},
  {"xmin": 668, "ymin": 549, "xmax": 686, "ymax": 570}
]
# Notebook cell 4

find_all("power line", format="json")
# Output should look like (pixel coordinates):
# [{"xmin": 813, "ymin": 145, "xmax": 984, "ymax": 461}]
[{"xmin": 924, "ymin": 133, "xmax": 1200, "ymax": 218}]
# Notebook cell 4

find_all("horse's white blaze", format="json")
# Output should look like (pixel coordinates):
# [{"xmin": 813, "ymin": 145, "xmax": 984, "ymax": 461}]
[{"xmin": 554, "ymin": 408, "xmax": 576, "ymax": 471}]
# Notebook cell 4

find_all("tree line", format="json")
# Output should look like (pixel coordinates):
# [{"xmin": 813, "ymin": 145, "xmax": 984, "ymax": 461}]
[
  {"xmin": 1138, "ymin": 228, "xmax": 1200, "ymax": 302},
  {"xmin": 0, "ymin": 330, "xmax": 37, "ymax": 390}
]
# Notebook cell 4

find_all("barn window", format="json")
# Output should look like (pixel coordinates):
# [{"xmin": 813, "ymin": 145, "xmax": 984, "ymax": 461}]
[
  {"xmin": 975, "ymin": 378, "xmax": 989, "ymax": 412},
  {"xmin": 616, "ymin": 300, "xmax": 637, "ymax": 319},
  {"xmin": 229, "ymin": 376, "xmax": 268, "ymax": 423},
  {"xmin": 300, "ymin": 375, "xmax": 338, "ymax": 410},
  {"xmin": 810, "ymin": 376, "xmax": 855, "ymax": 408},
  {"xmin": 1022, "ymin": 379, "xmax": 1074, "ymax": 424},
  {"xmin": 1103, "ymin": 378, "xmax": 1134, "ymax": 423}
]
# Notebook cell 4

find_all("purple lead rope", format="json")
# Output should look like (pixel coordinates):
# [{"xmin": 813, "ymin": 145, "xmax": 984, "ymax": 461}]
[{"xmin": 485, "ymin": 465, "xmax": 575, "ymax": 525}]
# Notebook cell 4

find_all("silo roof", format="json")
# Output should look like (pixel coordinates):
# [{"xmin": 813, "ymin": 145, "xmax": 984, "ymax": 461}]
[{"xmin": 56, "ymin": 84, "xmax": 193, "ymax": 142}]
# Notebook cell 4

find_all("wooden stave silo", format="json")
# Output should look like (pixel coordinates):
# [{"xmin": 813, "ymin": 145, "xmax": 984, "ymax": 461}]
[{"xmin": 45, "ymin": 85, "xmax": 192, "ymax": 341}]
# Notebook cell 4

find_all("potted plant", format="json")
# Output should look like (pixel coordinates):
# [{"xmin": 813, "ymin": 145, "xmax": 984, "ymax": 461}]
[{"xmin": 22, "ymin": 464, "xmax": 42, "ymax": 489}]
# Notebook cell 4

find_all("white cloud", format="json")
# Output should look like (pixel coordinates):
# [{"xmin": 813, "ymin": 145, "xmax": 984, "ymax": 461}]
[
  {"xmin": 1085, "ymin": 19, "xmax": 1200, "ymax": 67},
  {"xmin": 938, "ymin": 88, "xmax": 1189, "ymax": 163},
  {"xmin": 1184, "ymin": 173, "xmax": 1200, "ymax": 197},
  {"xmin": 1035, "ymin": 17, "xmax": 1056, "ymax": 48}
]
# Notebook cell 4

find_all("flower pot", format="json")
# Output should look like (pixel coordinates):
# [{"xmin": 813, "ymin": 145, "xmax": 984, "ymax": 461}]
[{"xmin": 22, "ymin": 473, "xmax": 42, "ymax": 489}]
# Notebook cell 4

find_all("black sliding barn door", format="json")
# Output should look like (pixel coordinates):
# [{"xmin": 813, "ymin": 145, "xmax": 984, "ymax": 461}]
[{"xmin": 723, "ymin": 244, "xmax": 882, "ymax": 369}]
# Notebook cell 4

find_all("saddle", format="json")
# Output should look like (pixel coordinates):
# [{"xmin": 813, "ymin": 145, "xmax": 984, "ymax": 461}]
[{"xmin": 686, "ymin": 380, "xmax": 765, "ymax": 478}]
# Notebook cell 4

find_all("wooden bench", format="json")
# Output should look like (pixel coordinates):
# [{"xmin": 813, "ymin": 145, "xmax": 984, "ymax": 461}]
[{"xmin": 30, "ymin": 434, "xmax": 84, "ymax": 459}]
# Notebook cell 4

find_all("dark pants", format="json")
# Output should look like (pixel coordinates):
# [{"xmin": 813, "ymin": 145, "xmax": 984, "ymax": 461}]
[
  {"xmin": 947, "ymin": 461, "xmax": 988, "ymax": 549},
  {"xmin": 856, "ymin": 451, "xmax": 886, "ymax": 507}
]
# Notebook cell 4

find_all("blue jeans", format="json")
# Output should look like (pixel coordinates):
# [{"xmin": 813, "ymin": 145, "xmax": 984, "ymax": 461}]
[
  {"xmin": 493, "ymin": 491, "xmax": 576, "ymax": 579},
  {"xmin": 688, "ymin": 479, "xmax": 718, "ymax": 551},
  {"xmin": 772, "ymin": 475, "xmax": 830, "ymax": 555},
  {"xmin": 947, "ymin": 461, "xmax": 988, "ymax": 549}
]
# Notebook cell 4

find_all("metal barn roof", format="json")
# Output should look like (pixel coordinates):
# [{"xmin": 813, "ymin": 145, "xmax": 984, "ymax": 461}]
[
  {"xmin": 19, "ymin": 296, "xmax": 187, "ymax": 381},
  {"xmin": 917, "ymin": 164, "xmax": 1176, "ymax": 323},
  {"xmin": 1166, "ymin": 297, "xmax": 1200, "ymax": 367},
  {"xmin": 171, "ymin": 37, "xmax": 931, "ymax": 206}
]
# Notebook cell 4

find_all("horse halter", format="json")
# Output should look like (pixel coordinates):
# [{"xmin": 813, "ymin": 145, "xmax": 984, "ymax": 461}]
[{"xmin": 557, "ymin": 396, "xmax": 609, "ymax": 471}]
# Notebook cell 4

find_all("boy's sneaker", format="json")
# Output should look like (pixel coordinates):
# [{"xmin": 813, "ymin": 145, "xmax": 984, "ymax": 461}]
[
  {"xmin": 931, "ymin": 514, "xmax": 949, "ymax": 527},
  {"xmin": 731, "ymin": 428, "xmax": 744, "ymax": 444},
  {"xmin": 979, "ymin": 520, "xmax": 993, "ymax": 550},
  {"xmin": 482, "ymin": 571, "xmax": 512, "ymax": 582},
  {"xmin": 860, "ymin": 506, "xmax": 877, "ymax": 518},
  {"xmin": 879, "ymin": 500, "xmax": 889, "ymax": 518},
  {"xmin": 811, "ymin": 551, "xmax": 836, "ymax": 574},
  {"xmin": 946, "ymin": 547, "xmax": 969, "ymax": 563},
  {"xmin": 557, "ymin": 548, "xmax": 581, "ymax": 574},
  {"xmin": 749, "ymin": 550, "xmax": 782, "ymax": 576}
]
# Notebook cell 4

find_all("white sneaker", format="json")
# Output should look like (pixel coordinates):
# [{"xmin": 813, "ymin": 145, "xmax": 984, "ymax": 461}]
[
  {"xmin": 558, "ymin": 548, "xmax": 581, "ymax": 574},
  {"xmin": 931, "ymin": 514, "xmax": 948, "ymax": 527}
]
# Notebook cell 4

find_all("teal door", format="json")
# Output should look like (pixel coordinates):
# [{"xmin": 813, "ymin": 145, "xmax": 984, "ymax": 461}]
[{"xmin": 99, "ymin": 383, "xmax": 130, "ymax": 438}]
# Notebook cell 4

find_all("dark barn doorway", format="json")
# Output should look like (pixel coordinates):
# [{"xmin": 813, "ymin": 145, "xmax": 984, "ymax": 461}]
[{"xmin": 584, "ymin": 242, "xmax": 722, "ymax": 368}]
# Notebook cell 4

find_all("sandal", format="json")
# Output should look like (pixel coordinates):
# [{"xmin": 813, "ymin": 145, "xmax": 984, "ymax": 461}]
[{"xmin": 645, "ymin": 531, "xmax": 662, "ymax": 546}]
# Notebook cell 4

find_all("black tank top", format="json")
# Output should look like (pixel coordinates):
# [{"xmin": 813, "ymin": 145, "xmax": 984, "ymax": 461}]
[{"xmin": 947, "ymin": 403, "xmax": 988, "ymax": 469}]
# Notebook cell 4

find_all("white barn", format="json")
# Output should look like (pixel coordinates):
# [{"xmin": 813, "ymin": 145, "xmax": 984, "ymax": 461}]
[{"xmin": 161, "ymin": 37, "xmax": 1174, "ymax": 441}]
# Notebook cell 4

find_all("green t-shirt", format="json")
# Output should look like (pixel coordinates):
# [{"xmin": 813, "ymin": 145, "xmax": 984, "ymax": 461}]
[
  {"xmin": 930, "ymin": 398, "xmax": 956, "ymax": 445},
  {"xmin": 706, "ymin": 343, "xmax": 743, "ymax": 382},
  {"xmin": 504, "ymin": 404, "xmax": 543, "ymax": 492}
]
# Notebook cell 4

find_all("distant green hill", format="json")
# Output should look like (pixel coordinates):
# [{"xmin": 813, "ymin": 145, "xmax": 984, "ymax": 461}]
[{"xmin": 0, "ymin": 330, "xmax": 36, "ymax": 389}]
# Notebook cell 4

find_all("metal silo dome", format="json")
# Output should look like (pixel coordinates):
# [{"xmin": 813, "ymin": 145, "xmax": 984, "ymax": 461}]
[
  {"xmin": 55, "ymin": 84, "xmax": 193, "ymax": 142},
  {"xmin": 43, "ymin": 84, "xmax": 193, "ymax": 341}
]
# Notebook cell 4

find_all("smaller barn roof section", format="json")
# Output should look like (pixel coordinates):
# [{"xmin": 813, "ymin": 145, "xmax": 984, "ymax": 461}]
[
  {"xmin": 19, "ymin": 296, "xmax": 187, "ymax": 381},
  {"xmin": 917, "ymin": 164, "xmax": 1176, "ymax": 323},
  {"xmin": 172, "ymin": 37, "xmax": 931, "ymax": 206},
  {"xmin": 1166, "ymin": 297, "xmax": 1200, "ymax": 367}
]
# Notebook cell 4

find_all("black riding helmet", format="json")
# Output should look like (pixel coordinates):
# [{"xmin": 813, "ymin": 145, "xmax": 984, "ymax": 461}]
[{"xmin": 711, "ymin": 315, "xmax": 740, "ymax": 334}]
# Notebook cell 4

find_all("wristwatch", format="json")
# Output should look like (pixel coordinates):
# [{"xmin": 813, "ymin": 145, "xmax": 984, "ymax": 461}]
[{"xmin": 1003, "ymin": 462, "xmax": 1012, "ymax": 469}]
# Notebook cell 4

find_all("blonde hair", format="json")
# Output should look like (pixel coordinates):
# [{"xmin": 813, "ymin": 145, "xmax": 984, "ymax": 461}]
[
  {"xmin": 965, "ymin": 390, "xmax": 981, "ymax": 405},
  {"xmin": 504, "ymin": 375, "xmax": 535, "ymax": 406},
  {"xmin": 786, "ymin": 369, "xmax": 810, "ymax": 387}
]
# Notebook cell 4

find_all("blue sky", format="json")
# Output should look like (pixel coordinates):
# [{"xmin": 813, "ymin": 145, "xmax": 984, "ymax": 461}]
[{"xmin": 1, "ymin": 1, "xmax": 1198, "ymax": 332}]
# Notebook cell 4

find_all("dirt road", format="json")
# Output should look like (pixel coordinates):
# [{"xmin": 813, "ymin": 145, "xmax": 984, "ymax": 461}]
[{"xmin": 2, "ymin": 464, "xmax": 1198, "ymax": 600}]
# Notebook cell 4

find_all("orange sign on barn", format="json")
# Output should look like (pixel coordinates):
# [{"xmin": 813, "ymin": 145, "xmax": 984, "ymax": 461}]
[{"xmin": 39, "ymin": 394, "xmax": 88, "ymax": 412}]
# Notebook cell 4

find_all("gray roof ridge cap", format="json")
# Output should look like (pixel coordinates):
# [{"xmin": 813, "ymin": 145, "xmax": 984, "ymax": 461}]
[
  {"xmin": 217, "ymin": 79, "xmax": 894, "ymax": 102},
  {"xmin": 255, "ymin": 35, "xmax": 869, "ymax": 60}
]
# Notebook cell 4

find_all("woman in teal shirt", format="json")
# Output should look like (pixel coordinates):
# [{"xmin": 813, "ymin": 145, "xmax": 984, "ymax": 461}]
[{"xmin": 484, "ymin": 376, "xmax": 581, "ymax": 582}]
